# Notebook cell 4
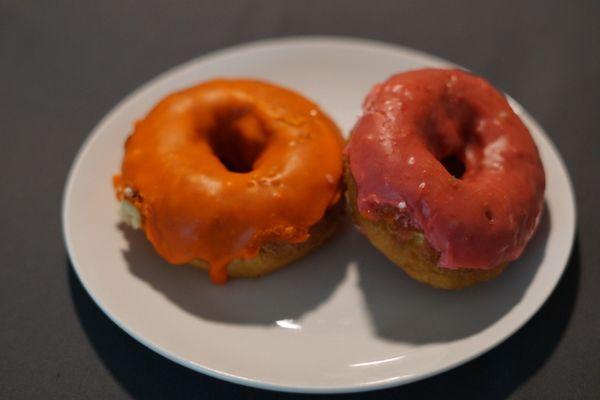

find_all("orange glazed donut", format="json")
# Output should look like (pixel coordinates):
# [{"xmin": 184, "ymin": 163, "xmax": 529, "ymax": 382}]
[
  {"xmin": 346, "ymin": 68, "xmax": 545, "ymax": 289},
  {"xmin": 114, "ymin": 79, "xmax": 344, "ymax": 284}
]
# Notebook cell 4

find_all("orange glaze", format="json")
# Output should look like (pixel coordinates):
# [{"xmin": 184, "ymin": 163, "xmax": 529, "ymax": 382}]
[{"xmin": 114, "ymin": 80, "xmax": 344, "ymax": 283}]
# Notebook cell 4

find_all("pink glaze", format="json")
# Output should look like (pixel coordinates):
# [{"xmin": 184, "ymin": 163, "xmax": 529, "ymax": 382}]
[{"xmin": 347, "ymin": 69, "xmax": 545, "ymax": 269}]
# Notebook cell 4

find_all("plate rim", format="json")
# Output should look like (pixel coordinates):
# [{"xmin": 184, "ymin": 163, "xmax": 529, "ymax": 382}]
[{"xmin": 62, "ymin": 35, "xmax": 577, "ymax": 394}]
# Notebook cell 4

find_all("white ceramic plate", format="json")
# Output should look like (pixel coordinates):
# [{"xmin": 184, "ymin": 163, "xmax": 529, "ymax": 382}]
[{"xmin": 63, "ymin": 37, "xmax": 576, "ymax": 393}]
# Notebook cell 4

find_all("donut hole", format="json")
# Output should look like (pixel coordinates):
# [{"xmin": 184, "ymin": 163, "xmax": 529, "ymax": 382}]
[
  {"xmin": 422, "ymin": 100, "xmax": 474, "ymax": 180},
  {"xmin": 440, "ymin": 154, "xmax": 466, "ymax": 179},
  {"xmin": 208, "ymin": 111, "xmax": 270, "ymax": 173}
]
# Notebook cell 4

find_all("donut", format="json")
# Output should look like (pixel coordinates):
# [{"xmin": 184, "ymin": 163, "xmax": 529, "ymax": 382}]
[
  {"xmin": 114, "ymin": 79, "xmax": 344, "ymax": 284},
  {"xmin": 346, "ymin": 68, "xmax": 545, "ymax": 289}
]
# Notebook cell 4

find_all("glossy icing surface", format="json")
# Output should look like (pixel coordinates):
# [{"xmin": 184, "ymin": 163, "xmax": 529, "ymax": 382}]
[
  {"xmin": 115, "ymin": 80, "xmax": 344, "ymax": 282},
  {"xmin": 347, "ymin": 69, "xmax": 545, "ymax": 269}
]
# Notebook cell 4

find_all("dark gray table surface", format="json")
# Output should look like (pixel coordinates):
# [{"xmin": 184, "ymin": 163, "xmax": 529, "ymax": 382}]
[{"xmin": 2, "ymin": 1, "xmax": 599, "ymax": 398}]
